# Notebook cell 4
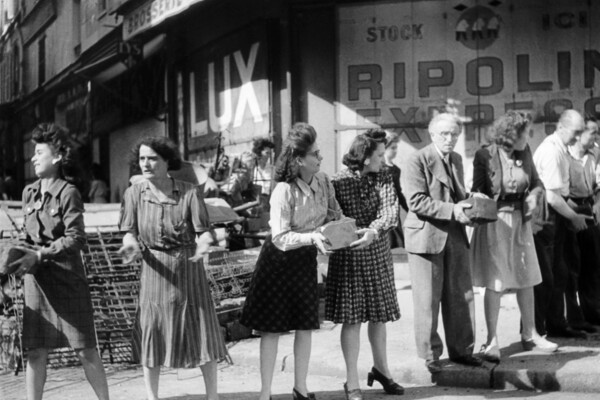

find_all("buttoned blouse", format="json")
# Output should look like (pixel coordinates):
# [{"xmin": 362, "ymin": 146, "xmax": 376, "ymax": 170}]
[
  {"xmin": 119, "ymin": 179, "xmax": 210, "ymax": 250},
  {"xmin": 269, "ymin": 172, "xmax": 342, "ymax": 251},
  {"xmin": 22, "ymin": 179, "xmax": 86, "ymax": 277}
]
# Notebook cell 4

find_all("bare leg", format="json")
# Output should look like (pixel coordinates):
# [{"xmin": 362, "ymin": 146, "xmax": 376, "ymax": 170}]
[
  {"xmin": 76, "ymin": 348, "xmax": 110, "ymax": 400},
  {"xmin": 26, "ymin": 348, "xmax": 48, "ymax": 400},
  {"xmin": 259, "ymin": 332, "xmax": 279, "ymax": 400},
  {"xmin": 200, "ymin": 360, "xmax": 218, "ymax": 400},
  {"xmin": 517, "ymin": 287, "xmax": 538, "ymax": 340},
  {"xmin": 341, "ymin": 323, "xmax": 361, "ymax": 390},
  {"xmin": 293, "ymin": 330, "xmax": 312, "ymax": 396},
  {"xmin": 368, "ymin": 322, "xmax": 392, "ymax": 378},
  {"xmin": 484, "ymin": 288, "xmax": 503, "ymax": 346},
  {"xmin": 143, "ymin": 366, "xmax": 160, "ymax": 400}
]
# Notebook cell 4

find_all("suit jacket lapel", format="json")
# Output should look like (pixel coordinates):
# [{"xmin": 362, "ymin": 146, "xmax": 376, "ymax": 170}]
[
  {"xmin": 449, "ymin": 153, "xmax": 465, "ymax": 200},
  {"xmin": 425, "ymin": 145, "xmax": 451, "ymax": 189}
]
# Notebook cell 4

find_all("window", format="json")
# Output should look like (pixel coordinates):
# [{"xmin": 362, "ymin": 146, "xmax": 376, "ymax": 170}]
[{"xmin": 38, "ymin": 35, "xmax": 45, "ymax": 86}]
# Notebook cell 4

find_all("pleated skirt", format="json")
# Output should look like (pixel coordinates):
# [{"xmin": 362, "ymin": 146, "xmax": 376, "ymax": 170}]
[
  {"xmin": 134, "ymin": 246, "xmax": 229, "ymax": 368},
  {"xmin": 240, "ymin": 237, "xmax": 319, "ymax": 332}
]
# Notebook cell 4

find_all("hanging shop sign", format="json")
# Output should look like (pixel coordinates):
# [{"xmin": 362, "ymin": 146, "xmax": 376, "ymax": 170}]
[
  {"xmin": 337, "ymin": 0, "xmax": 600, "ymax": 158},
  {"xmin": 123, "ymin": 0, "xmax": 204, "ymax": 40},
  {"xmin": 186, "ymin": 24, "xmax": 270, "ymax": 153}
]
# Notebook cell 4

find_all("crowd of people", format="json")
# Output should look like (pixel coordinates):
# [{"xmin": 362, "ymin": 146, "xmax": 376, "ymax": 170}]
[{"xmin": 4, "ymin": 108, "xmax": 600, "ymax": 400}]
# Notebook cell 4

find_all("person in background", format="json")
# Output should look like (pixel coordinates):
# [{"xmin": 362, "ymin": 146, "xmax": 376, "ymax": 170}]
[
  {"xmin": 381, "ymin": 131, "xmax": 408, "ymax": 248},
  {"xmin": 89, "ymin": 163, "xmax": 110, "ymax": 203},
  {"xmin": 9, "ymin": 123, "xmax": 110, "ymax": 400},
  {"xmin": 221, "ymin": 152, "xmax": 257, "ymax": 208},
  {"xmin": 470, "ymin": 111, "xmax": 558, "ymax": 362},
  {"xmin": 532, "ymin": 109, "xmax": 592, "ymax": 339},
  {"xmin": 241, "ymin": 123, "xmax": 342, "ymax": 400},
  {"xmin": 118, "ymin": 136, "xmax": 228, "ymax": 400},
  {"xmin": 252, "ymin": 138, "xmax": 276, "ymax": 202},
  {"xmin": 564, "ymin": 118, "xmax": 600, "ymax": 331},
  {"xmin": 401, "ymin": 113, "xmax": 482, "ymax": 374},
  {"xmin": 326, "ymin": 129, "xmax": 403, "ymax": 399}
]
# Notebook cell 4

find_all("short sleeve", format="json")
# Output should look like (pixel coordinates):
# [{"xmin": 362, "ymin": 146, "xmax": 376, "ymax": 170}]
[
  {"xmin": 534, "ymin": 145, "xmax": 567, "ymax": 191},
  {"xmin": 190, "ymin": 185, "xmax": 210, "ymax": 233},
  {"xmin": 118, "ymin": 186, "xmax": 138, "ymax": 234}
]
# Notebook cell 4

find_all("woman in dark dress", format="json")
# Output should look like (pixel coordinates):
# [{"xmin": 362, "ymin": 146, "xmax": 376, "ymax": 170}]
[
  {"xmin": 10, "ymin": 123, "xmax": 109, "ymax": 400},
  {"xmin": 326, "ymin": 129, "xmax": 403, "ymax": 399},
  {"xmin": 381, "ymin": 131, "xmax": 408, "ymax": 248},
  {"xmin": 241, "ymin": 123, "xmax": 342, "ymax": 400},
  {"xmin": 118, "ymin": 137, "xmax": 228, "ymax": 400}
]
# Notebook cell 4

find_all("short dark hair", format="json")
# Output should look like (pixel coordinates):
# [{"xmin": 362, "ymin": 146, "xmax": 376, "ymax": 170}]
[
  {"xmin": 31, "ymin": 123, "xmax": 80, "ymax": 184},
  {"xmin": 129, "ymin": 136, "xmax": 182, "ymax": 174},
  {"xmin": 274, "ymin": 123, "xmax": 317, "ymax": 183},
  {"xmin": 342, "ymin": 129, "xmax": 387, "ymax": 172},
  {"xmin": 491, "ymin": 111, "xmax": 530, "ymax": 151},
  {"xmin": 251, "ymin": 138, "xmax": 275, "ymax": 157}
]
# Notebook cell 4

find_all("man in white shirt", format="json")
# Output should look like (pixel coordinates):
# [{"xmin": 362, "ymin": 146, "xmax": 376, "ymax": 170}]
[{"xmin": 533, "ymin": 109, "xmax": 592, "ymax": 338}]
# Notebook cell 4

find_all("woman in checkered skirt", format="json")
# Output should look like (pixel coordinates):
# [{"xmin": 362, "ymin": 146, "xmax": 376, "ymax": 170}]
[
  {"xmin": 9, "ymin": 123, "xmax": 109, "ymax": 400},
  {"xmin": 241, "ymin": 123, "xmax": 343, "ymax": 400},
  {"xmin": 326, "ymin": 129, "xmax": 403, "ymax": 399}
]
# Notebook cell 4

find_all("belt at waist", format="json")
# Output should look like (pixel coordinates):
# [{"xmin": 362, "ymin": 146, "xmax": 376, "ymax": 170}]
[
  {"xmin": 497, "ymin": 193, "xmax": 524, "ymax": 202},
  {"xmin": 569, "ymin": 196, "xmax": 594, "ymax": 206}
]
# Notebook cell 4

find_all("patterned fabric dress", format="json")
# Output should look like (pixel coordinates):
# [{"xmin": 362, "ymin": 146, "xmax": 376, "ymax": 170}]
[
  {"xmin": 119, "ymin": 179, "xmax": 229, "ymax": 368},
  {"xmin": 241, "ymin": 172, "xmax": 342, "ymax": 332},
  {"xmin": 21, "ymin": 179, "xmax": 96, "ymax": 350},
  {"xmin": 326, "ymin": 169, "xmax": 401, "ymax": 324},
  {"xmin": 470, "ymin": 151, "xmax": 542, "ymax": 291}
]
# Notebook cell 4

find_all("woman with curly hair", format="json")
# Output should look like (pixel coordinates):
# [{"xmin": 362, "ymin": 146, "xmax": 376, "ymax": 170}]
[
  {"xmin": 241, "ymin": 123, "xmax": 342, "ymax": 400},
  {"xmin": 471, "ymin": 111, "xmax": 558, "ymax": 362},
  {"xmin": 8, "ymin": 123, "xmax": 110, "ymax": 399},
  {"xmin": 118, "ymin": 136, "xmax": 228, "ymax": 400},
  {"xmin": 326, "ymin": 129, "xmax": 403, "ymax": 399}
]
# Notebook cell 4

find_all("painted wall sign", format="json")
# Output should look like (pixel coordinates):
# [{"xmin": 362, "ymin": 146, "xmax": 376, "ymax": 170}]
[
  {"xmin": 123, "ymin": 0, "xmax": 204, "ymax": 40},
  {"xmin": 186, "ymin": 24, "xmax": 269, "ymax": 155},
  {"xmin": 337, "ymin": 0, "xmax": 600, "ymax": 180}
]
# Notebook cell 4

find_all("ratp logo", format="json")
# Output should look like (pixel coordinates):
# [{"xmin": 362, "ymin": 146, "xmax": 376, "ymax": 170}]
[{"xmin": 455, "ymin": 5, "xmax": 501, "ymax": 50}]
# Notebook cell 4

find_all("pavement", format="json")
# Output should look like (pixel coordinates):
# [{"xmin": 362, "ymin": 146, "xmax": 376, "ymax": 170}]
[{"xmin": 1, "ymin": 250, "xmax": 600, "ymax": 399}]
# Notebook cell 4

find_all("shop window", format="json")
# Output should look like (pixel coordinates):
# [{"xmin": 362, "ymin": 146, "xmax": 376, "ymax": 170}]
[{"xmin": 38, "ymin": 35, "xmax": 45, "ymax": 86}]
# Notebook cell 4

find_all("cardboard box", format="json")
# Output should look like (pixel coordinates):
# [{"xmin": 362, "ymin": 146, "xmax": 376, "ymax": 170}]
[
  {"xmin": 319, "ymin": 217, "xmax": 358, "ymax": 250},
  {"xmin": 460, "ymin": 197, "xmax": 498, "ymax": 223}
]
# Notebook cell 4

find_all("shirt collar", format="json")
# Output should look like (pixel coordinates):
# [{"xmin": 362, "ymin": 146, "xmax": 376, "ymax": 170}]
[
  {"xmin": 550, "ymin": 132, "xmax": 568, "ymax": 154},
  {"xmin": 295, "ymin": 175, "xmax": 319, "ymax": 197},
  {"xmin": 433, "ymin": 144, "xmax": 450, "ymax": 163},
  {"xmin": 29, "ymin": 179, "xmax": 68, "ymax": 199}
]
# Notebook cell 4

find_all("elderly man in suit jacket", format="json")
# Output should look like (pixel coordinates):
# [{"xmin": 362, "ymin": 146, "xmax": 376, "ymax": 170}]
[{"xmin": 401, "ymin": 113, "xmax": 482, "ymax": 373}]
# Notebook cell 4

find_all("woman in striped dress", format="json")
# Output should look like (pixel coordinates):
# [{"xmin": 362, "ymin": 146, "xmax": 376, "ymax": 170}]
[
  {"xmin": 241, "ymin": 123, "xmax": 342, "ymax": 400},
  {"xmin": 118, "ymin": 137, "xmax": 228, "ymax": 400}
]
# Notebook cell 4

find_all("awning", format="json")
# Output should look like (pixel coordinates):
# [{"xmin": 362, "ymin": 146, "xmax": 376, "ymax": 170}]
[{"xmin": 74, "ymin": 34, "xmax": 165, "ymax": 83}]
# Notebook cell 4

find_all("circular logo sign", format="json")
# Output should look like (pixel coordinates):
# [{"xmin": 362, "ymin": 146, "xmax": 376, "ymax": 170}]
[{"xmin": 455, "ymin": 6, "xmax": 501, "ymax": 50}]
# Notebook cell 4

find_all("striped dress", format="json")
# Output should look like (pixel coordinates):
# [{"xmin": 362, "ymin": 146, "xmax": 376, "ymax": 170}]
[{"xmin": 119, "ymin": 179, "xmax": 229, "ymax": 368}]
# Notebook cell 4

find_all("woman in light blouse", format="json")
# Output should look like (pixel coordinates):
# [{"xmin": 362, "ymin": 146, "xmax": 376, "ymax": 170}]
[{"xmin": 241, "ymin": 123, "xmax": 342, "ymax": 400}]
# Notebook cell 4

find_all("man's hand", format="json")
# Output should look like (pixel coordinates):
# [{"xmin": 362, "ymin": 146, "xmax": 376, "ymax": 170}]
[
  {"xmin": 310, "ymin": 232, "xmax": 331, "ymax": 255},
  {"xmin": 8, "ymin": 246, "xmax": 39, "ymax": 276},
  {"xmin": 570, "ymin": 213, "xmax": 594, "ymax": 232},
  {"xmin": 453, "ymin": 203, "xmax": 473, "ymax": 225},
  {"xmin": 349, "ymin": 228, "xmax": 377, "ymax": 250}
]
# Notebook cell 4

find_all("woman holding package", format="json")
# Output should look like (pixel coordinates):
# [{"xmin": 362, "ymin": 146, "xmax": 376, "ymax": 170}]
[
  {"xmin": 471, "ymin": 111, "xmax": 558, "ymax": 362},
  {"xmin": 9, "ymin": 123, "xmax": 109, "ymax": 400},
  {"xmin": 241, "ymin": 123, "xmax": 342, "ymax": 400},
  {"xmin": 326, "ymin": 129, "xmax": 403, "ymax": 399},
  {"xmin": 118, "ymin": 137, "xmax": 228, "ymax": 400}
]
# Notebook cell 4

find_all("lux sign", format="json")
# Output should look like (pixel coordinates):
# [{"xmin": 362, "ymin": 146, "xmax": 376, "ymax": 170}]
[{"xmin": 190, "ymin": 42, "xmax": 264, "ymax": 136}]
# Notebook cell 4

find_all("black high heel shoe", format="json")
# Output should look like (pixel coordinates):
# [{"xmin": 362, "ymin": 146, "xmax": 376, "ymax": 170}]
[
  {"xmin": 293, "ymin": 388, "xmax": 316, "ymax": 400},
  {"xmin": 367, "ymin": 366, "xmax": 405, "ymax": 395}
]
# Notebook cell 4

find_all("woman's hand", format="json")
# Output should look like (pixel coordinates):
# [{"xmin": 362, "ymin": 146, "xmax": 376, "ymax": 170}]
[
  {"xmin": 8, "ymin": 246, "xmax": 40, "ymax": 276},
  {"xmin": 525, "ymin": 193, "xmax": 538, "ymax": 214},
  {"xmin": 189, "ymin": 232, "xmax": 213, "ymax": 262},
  {"xmin": 118, "ymin": 234, "xmax": 142, "ymax": 264},
  {"xmin": 350, "ymin": 228, "xmax": 378, "ymax": 250},
  {"xmin": 471, "ymin": 192, "xmax": 489, "ymax": 199},
  {"xmin": 310, "ymin": 232, "xmax": 331, "ymax": 255}
]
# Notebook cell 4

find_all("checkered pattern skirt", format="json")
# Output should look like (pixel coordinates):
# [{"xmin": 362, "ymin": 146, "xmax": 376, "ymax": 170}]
[
  {"xmin": 326, "ymin": 234, "xmax": 400, "ymax": 324},
  {"xmin": 241, "ymin": 237, "xmax": 319, "ymax": 332}
]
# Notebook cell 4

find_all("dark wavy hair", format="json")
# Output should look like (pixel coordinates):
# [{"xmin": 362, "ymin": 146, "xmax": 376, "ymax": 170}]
[
  {"xmin": 251, "ymin": 137, "xmax": 275, "ymax": 157},
  {"xmin": 492, "ymin": 111, "xmax": 530, "ymax": 151},
  {"xmin": 274, "ymin": 123, "xmax": 317, "ymax": 183},
  {"xmin": 31, "ymin": 123, "xmax": 80, "ymax": 184},
  {"xmin": 129, "ymin": 136, "xmax": 182, "ymax": 174},
  {"xmin": 342, "ymin": 129, "xmax": 387, "ymax": 171}
]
